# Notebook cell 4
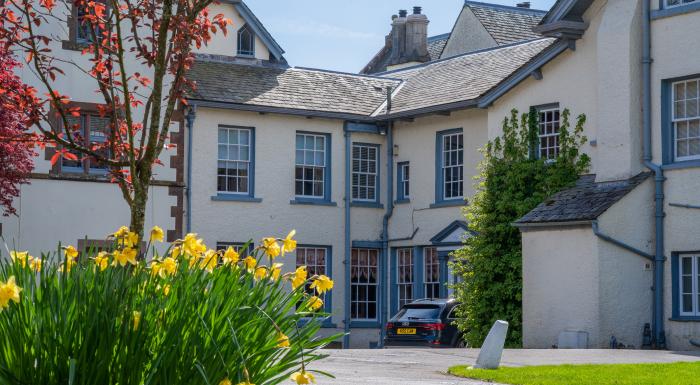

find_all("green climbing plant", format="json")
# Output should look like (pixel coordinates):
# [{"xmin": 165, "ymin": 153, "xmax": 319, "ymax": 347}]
[{"xmin": 452, "ymin": 107, "xmax": 591, "ymax": 347}]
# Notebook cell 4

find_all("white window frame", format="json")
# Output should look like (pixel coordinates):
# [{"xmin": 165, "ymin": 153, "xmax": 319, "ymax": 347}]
[
  {"xmin": 538, "ymin": 107, "xmax": 561, "ymax": 160},
  {"xmin": 397, "ymin": 248, "xmax": 413, "ymax": 308},
  {"xmin": 295, "ymin": 133, "xmax": 326, "ymax": 199},
  {"xmin": 237, "ymin": 24, "xmax": 255, "ymax": 57},
  {"xmin": 400, "ymin": 163, "xmax": 410, "ymax": 199},
  {"xmin": 672, "ymin": 78, "xmax": 700, "ymax": 162},
  {"xmin": 351, "ymin": 248, "xmax": 379, "ymax": 321},
  {"xmin": 441, "ymin": 132, "xmax": 463, "ymax": 201},
  {"xmin": 424, "ymin": 247, "xmax": 440, "ymax": 299},
  {"xmin": 679, "ymin": 254, "xmax": 700, "ymax": 317},
  {"xmin": 351, "ymin": 143, "xmax": 378, "ymax": 202},
  {"xmin": 664, "ymin": 0, "xmax": 697, "ymax": 9},
  {"xmin": 217, "ymin": 127, "xmax": 252, "ymax": 195}
]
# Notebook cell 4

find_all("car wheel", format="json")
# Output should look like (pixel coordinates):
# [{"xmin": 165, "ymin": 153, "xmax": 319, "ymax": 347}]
[{"xmin": 453, "ymin": 336, "xmax": 468, "ymax": 348}]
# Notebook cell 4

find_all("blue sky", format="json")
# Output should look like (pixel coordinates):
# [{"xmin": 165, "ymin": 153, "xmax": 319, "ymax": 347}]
[{"xmin": 244, "ymin": 0, "xmax": 557, "ymax": 73}]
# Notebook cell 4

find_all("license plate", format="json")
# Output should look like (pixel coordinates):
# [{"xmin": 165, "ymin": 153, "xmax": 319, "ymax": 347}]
[{"xmin": 397, "ymin": 328, "xmax": 416, "ymax": 335}]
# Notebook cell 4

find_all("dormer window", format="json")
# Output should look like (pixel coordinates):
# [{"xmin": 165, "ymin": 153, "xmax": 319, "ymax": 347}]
[
  {"xmin": 237, "ymin": 24, "xmax": 255, "ymax": 57},
  {"xmin": 664, "ymin": 0, "xmax": 697, "ymax": 8}
]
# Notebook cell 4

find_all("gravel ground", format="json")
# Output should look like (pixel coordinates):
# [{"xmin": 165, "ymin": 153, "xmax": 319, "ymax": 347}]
[{"xmin": 309, "ymin": 348, "xmax": 700, "ymax": 385}]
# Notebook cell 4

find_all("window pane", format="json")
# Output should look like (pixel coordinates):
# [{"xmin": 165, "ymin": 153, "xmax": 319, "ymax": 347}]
[{"xmin": 352, "ymin": 144, "xmax": 378, "ymax": 201}]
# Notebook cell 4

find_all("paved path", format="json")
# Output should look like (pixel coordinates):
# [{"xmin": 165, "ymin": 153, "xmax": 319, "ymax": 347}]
[{"xmin": 310, "ymin": 348, "xmax": 700, "ymax": 384}]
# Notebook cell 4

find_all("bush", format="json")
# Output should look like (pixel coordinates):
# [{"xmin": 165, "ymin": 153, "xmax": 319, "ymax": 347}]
[
  {"xmin": 0, "ymin": 228, "xmax": 339, "ymax": 385},
  {"xmin": 452, "ymin": 108, "xmax": 590, "ymax": 347}
]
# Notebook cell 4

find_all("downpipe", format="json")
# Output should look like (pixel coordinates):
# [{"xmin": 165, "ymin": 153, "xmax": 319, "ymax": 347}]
[
  {"xmin": 185, "ymin": 106, "xmax": 196, "ymax": 233},
  {"xmin": 343, "ymin": 128, "xmax": 352, "ymax": 349},
  {"xmin": 379, "ymin": 120, "xmax": 394, "ymax": 348}
]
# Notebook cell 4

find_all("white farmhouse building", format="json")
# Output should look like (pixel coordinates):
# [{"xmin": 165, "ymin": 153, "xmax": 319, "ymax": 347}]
[{"xmin": 4, "ymin": 0, "xmax": 700, "ymax": 349}]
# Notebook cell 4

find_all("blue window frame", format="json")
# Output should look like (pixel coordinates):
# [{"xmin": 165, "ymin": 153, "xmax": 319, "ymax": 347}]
[
  {"xmin": 653, "ymin": 0, "xmax": 700, "ymax": 19},
  {"xmin": 350, "ymin": 248, "xmax": 380, "ymax": 322},
  {"xmin": 396, "ymin": 248, "xmax": 414, "ymax": 309},
  {"xmin": 292, "ymin": 132, "xmax": 333, "ymax": 205},
  {"xmin": 60, "ymin": 113, "xmax": 110, "ymax": 175},
  {"xmin": 215, "ymin": 241, "xmax": 254, "ymax": 256},
  {"xmin": 396, "ymin": 161, "xmax": 410, "ymax": 203},
  {"xmin": 661, "ymin": 75, "xmax": 700, "ymax": 168},
  {"xmin": 237, "ymin": 24, "xmax": 255, "ymax": 57},
  {"xmin": 434, "ymin": 128, "xmax": 464, "ymax": 206},
  {"xmin": 212, "ymin": 126, "xmax": 261, "ymax": 202},
  {"xmin": 672, "ymin": 252, "xmax": 700, "ymax": 321},
  {"xmin": 663, "ymin": 0, "xmax": 697, "ymax": 9},
  {"xmin": 351, "ymin": 142, "xmax": 381, "ymax": 207}
]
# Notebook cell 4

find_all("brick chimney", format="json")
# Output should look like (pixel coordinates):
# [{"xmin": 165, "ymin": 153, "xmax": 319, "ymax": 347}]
[
  {"xmin": 516, "ymin": 2, "xmax": 531, "ymax": 8},
  {"xmin": 388, "ymin": 6, "xmax": 430, "ymax": 69}
]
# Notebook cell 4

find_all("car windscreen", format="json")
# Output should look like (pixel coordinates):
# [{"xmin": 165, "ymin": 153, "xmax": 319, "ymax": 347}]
[{"xmin": 395, "ymin": 305, "xmax": 442, "ymax": 320}]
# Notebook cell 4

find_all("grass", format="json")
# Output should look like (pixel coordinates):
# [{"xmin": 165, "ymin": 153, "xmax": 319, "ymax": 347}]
[{"xmin": 448, "ymin": 361, "xmax": 700, "ymax": 385}]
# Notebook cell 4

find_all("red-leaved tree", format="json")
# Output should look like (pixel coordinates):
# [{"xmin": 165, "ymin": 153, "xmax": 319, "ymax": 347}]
[
  {"xmin": 0, "ymin": 46, "xmax": 37, "ymax": 217},
  {"xmin": 1, "ymin": 0, "xmax": 230, "ymax": 237}
]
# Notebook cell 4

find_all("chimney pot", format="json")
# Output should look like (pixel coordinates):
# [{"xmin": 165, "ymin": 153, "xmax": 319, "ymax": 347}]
[
  {"xmin": 516, "ymin": 1, "xmax": 531, "ymax": 8},
  {"xmin": 398, "ymin": 9, "xmax": 408, "ymax": 18},
  {"xmin": 413, "ymin": 6, "xmax": 422, "ymax": 15}
]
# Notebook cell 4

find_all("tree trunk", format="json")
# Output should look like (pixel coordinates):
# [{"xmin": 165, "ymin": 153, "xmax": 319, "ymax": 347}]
[{"xmin": 129, "ymin": 181, "xmax": 149, "ymax": 241}]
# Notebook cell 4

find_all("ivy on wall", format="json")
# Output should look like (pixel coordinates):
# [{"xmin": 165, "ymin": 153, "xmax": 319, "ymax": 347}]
[{"xmin": 452, "ymin": 107, "xmax": 591, "ymax": 347}]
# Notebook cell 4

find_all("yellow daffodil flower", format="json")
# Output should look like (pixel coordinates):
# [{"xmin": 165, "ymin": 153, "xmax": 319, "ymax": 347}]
[
  {"xmin": 187, "ymin": 253, "xmax": 201, "ymax": 269},
  {"xmin": 61, "ymin": 258, "xmax": 76, "ymax": 273},
  {"xmin": 157, "ymin": 284, "xmax": 171, "ymax": 296},
  {"xmin": 222, "ymin": 246, "xmax": 240, "ymax": 265},
  {"xmin": 291, "ymin": 266, "xmax": 307, "ymax": 290},
  {"xmin": 200, "ymin": 250, "xmax": 218, "ymax": 272},
  {"xmin": 271, "ymin": 263, "xmax": 284, "ymax": 280},
  {"xmin": 94, "ymin": 252, "xmax": 109, "ymax": 272},
  {"xmin": 29, "ymin": 257, "xmax": 42, "ymax": 272},
  {"xmin": 261, "ymin": 237, "xmax": 281, "ymax": 259},
  {"xmin": 132, "ymin": 310, "xmax": 141, "ymax": 330},
  {"xmin": 254, "ymin": 266, "xmax": 268, "ymax": 280},
  {"xmin": 0, "ymin": 276, "xmax": 21, "ymax": 310},
  {"xmin": 170, "ymin": 246, "xmax": 182, "ymax": 258},
  {"xmin": 243, "ymin": 256, "xmax": 257, "ymax": 272},
  {"xmin": 290, "ymin": 370, "xmax": 315, "ymax": 384},
  {"xmin": 281, "ymin": 230, "xmax": 297, "ymax": 256},
  {"xmin": 150, "ymin": 226, "xmax": 164, "ymax": 243},
  {"xmin": 218, "ymin": 379, "xmax": 232, "ymax": 385},
  {"xmin": 161, "ymin": 257, "xmax": 178, "ymax": 277},
  {"xmin": 10, "ymin": 251, "xmax": 29, "ymax": 267},
  {"xmin": 150, "ymin": 260, "xmax": 162, "ymax": 277},
  {"xmin": 65, "ymin": 245, "xmax": 79, "ymax": 259},
  {"xmin": 127, "ymin": 232, "xmax": 139, "ymax": 248},
  {"xmin": 113, "ymin": 226, "xmax": 129, "ymax": 238},
  {"xmin": 306, "ymin": 296, "xmax": 324, "ymax": 311},
  {"xmin": 113, "ymin": 248, "xmax": 138, "ymax": 267},
  {"xmin": 235, "ymin": 382, "xmax": 254, "ymax": 385},
  {"xmin": 183, "ymin": 233, "xmax": 206, "ymax": 257},
  {"xmin": 277, "ymin": 332, "xmax": 290, "ymax": 348},
  {"xmin": 310, "ymin": 275, "xmax": 334, "ymax": 295}
]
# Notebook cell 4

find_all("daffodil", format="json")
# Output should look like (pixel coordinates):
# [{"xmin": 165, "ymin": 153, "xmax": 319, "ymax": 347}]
[
  {"xmin": 291, "ymin": 266, "xmax": 307, "ymax": 290},
  {"xmin": 94, "ymin": 252, "xmax": 109, "ymax": 272},
  {"xmin": 200, "ymin": 250, "xmax": 218, "ymax": 272},
  {"xmin": 61, "ymin": 258, "xmax": 76, "ymax": 273},
  {"xmin": 170, "ymin": 246, "xmax": 182, "ymax": 258},
  {"xmin": 281, "ymin": 230, "xmax": 297, "ymax": 256},
  {"xmin": 254, "ymin": 266, "xmax": 268, "ymax": 280},
  {"xmin": 183, "ymin": 233, "xmax": 206, "ymax": 256},
  {"xmin": 161, "ymin": 257, "xmax": 178, "ymax": 276},
  {"xmin": 243, "ymin": 256, "xmax": 257, "ymax": 272},
  {"xmin": 306, "ymin": 296, "xmax": 324, "ymax": 311},
  {"xmin": 113, "ymin": 248, "xmax": 138, "ymax": 267},
  {"xmin": 157, "ymin": 284, "xmax": 171, "ymax": 296},
  {"xmin": 271, "ymin": 263, "xmax": 283, "ymax": 280},
  {"xmin": 218, "ymin": 379, "xmax": 232, "ymax": 385},
  {"xmin": 150, "ymin": 226, "xmax": 164, "ymax": 243},
  {"xmin": 235, "ymin": 382, "xmax": 255, "ymax": 385},
  {"xmin": 113, "ymin": 226, "xmax": 129, "ymax": 238},
  {"xmin": 126, "ymin": 232, "xmax": 139, "ymax": 248},
  {"xmin": 132, "ymin": 310, "xmax": 141, "ymax": 330},
  {"xmin": 0, "ymin": 276, "xmax": 21, "ymax": 310},
  {"xmin": 10, "ymin": 251, "xmax": 29, "ymax": 267},
  {"xmin": 290, "ymin": 370, "xmax": 315, "ymax": 384},
  {"xmin": 261, "ymin": 237, "xmax": 281, "ymax": 259},
  {"xmin": 310, "ymin": 275, "xmax": 334, "ymax": 294},
  {"xmin": 187, "ymin": 253, "xmax": 201, "ymax": 269},
  {"xmin": 29, "ymin": 257, "xmax": 42, "ymax": 272},
  {"xmin": 277, "ymin": 332, "xmax": 290, "ymax": 348},
  {"xmin": 222, "ymin": 246, "xmax": 240, "ymax": 265},
  {"xmin": 65, "ymin": 245, "xmax": 79, "ymax": 259}
]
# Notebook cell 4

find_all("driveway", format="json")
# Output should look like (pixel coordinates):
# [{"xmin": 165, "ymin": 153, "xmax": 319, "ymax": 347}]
[{"xmin": 310, "ymin": 348, "xmax": 700, "ymax": 385}]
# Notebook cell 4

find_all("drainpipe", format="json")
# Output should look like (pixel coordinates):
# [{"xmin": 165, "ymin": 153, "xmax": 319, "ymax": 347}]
[
  {"xmin": 379, "ymin": 88, "xmax": 395, "ymax": 348},
  {"xmin": 642, "ymin": 0, "xmax": 666, "ymax": 349},
  {"xmin": 343, "ymin": 126, "xmax": 352, "ymax": 349},
  {"xmin": 185, "ymin": 106, "xmax": 196, "ymax": 233}
]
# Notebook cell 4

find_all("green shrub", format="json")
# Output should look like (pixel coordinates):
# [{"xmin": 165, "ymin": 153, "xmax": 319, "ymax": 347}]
[
  {"xmin": 452, "ymin": 108, "xmax": 590, "ymax": 347},
  {"xmin": 0, "ymin": 228, "xmax": 339, "ymax": 385}
]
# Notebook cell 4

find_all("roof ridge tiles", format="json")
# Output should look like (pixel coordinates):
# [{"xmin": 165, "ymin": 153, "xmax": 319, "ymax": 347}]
[
  {"xmin": 464, "ymin": 0, "xmax": 547, "ymax": 14},
  {"xmin": 291, "ymin": 66, "xmax": 404, "ymax": 82}
]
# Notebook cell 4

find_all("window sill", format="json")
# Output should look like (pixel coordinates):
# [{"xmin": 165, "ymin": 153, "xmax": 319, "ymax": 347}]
[
  {"xmin": 430, "ymin": 200, "xmax": 467, "ymax": 209},
  {"xmin": 661, "ymin": 159, "xmax": 700, "ymax": 170},
  {"xmin": 298, "ymin": 317, "xmax": 337, "ymax": 328},
  {"xmin": 652, "ymin": 3, "xmax": 700, "ymax": 20},
  {"xmin": 211, "ymin": 194, "xmax": 262, "ymax": 203},
  {"xmin": 351, "ymin": 201, "xmax": 384, "ymax": 209},
  {"xmin": 349, "ymin": 320, "xmax": 381, "ymax": 328},
  {"xmin": 394, "ymin": 199, "xmax": 410, "ymax": 205},
  {"xmin": 290, "ymin": 198, "xmax": 338, "ymax": 207},
  {"xmin": 669, "ymin": 316, "xmax": 700, "ymax": 322},
  {"xmin": 62, "ymin": 40, "xmax": 90, "ymax": 51}
]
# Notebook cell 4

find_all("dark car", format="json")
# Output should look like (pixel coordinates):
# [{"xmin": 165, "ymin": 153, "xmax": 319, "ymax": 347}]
[{"xmin": 384, "ymin": 298, "xmax": 466, "ymax": 348}]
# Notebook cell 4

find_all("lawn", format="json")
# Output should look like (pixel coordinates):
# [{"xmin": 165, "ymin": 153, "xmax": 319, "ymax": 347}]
[{"xmin": 448, "ymin": 361, "xmax": 700, "ymax": 385}]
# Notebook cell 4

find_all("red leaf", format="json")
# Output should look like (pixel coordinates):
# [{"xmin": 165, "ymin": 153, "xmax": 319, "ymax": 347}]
[
  {"xmin": 62, "ymin": 152, "xmax": 78, "ymax": 161},
  {"xmin": 50, "ymin": 152, "xmax": 61, "ymax": 166}
]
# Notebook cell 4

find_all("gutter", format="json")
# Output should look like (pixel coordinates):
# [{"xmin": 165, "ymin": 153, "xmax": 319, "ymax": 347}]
[
  {"xmin": 343, "ymin": 125, "xmax": 352, "ymax": 349},
  {"xmin": 642, "ymin": 0, "xmax": 667, "ymax": 349},
  {"xmin": 185, "ymin": 106, "xmax": 196, "ymax": 233}
]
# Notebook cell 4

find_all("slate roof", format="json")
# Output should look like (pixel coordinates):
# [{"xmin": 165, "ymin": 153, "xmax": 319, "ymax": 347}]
[
  {"xmin": 516, "ymin": 172, "xmax": 651, "ymax": 225},
  {"xmin": 427, "ymin": 33, "xmax": 450, "ymax": 60},
  {"xmin": 379, "ymin": 38, "xmax": 557, "ymax": 114},
  {"xmin": 466, "ymin": 1, "xmax": 546, "ymax": 45},
  {"xmin": 187, "ymin": 59, "xmax": 401, "ymax": 118}
]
